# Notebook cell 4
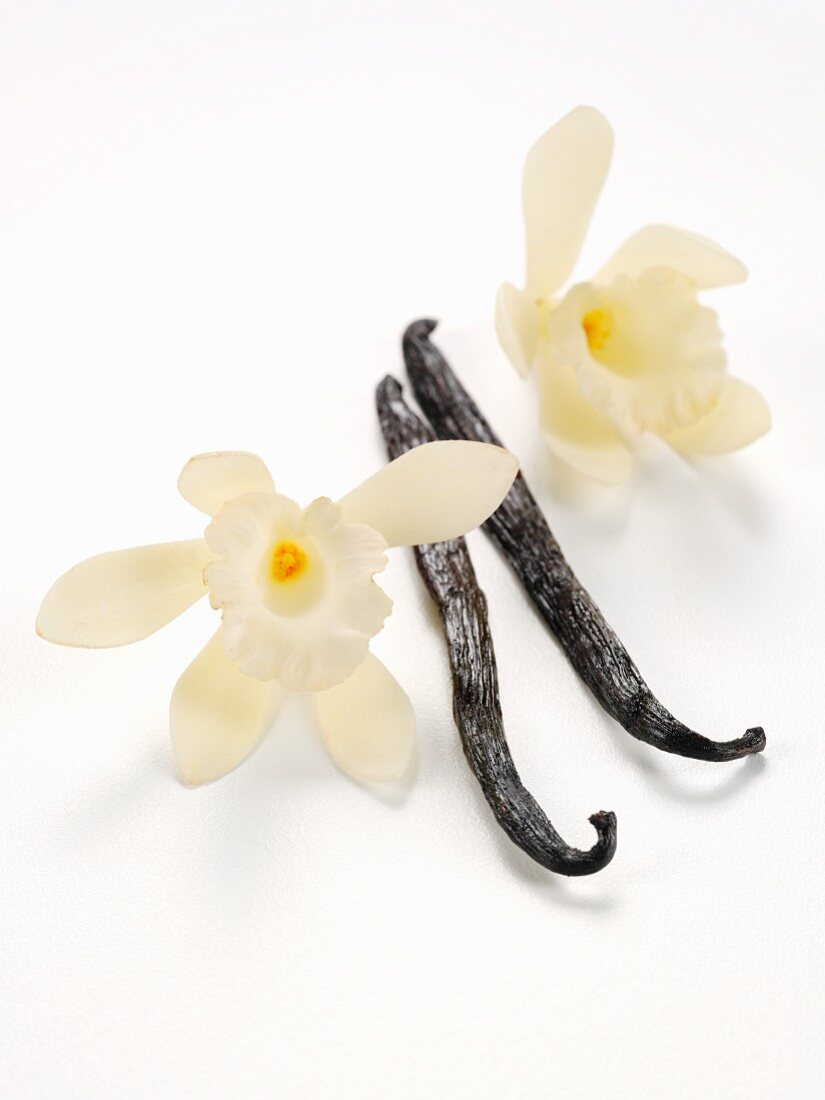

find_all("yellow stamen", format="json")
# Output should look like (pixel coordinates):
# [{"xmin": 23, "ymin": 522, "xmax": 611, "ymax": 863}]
[
  {"xmin": 270, "ymin": 540, "xmax": 308, "ymax": 583},
  {"xmin": 582, "ymin": 308, "xmax": 612, "ymax": 353}
]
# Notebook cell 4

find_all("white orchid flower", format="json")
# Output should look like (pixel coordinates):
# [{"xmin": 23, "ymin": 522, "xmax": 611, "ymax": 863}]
[
  {"xmin": 37, "ymin": 445, "xmax": 518, "ymax": 786},
  {"xmin": 496, "ymin": 106, "xmax": 771, "ymax": 484}
]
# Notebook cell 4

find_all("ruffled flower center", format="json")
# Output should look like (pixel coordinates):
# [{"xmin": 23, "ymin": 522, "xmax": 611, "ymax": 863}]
[
  {"xmin": 204, "ymin": 492, "xmax": 392, "ymax": 691},
  {"xmin": 545, "ymin": 267, "xmax": 727, "ymax": 436}
]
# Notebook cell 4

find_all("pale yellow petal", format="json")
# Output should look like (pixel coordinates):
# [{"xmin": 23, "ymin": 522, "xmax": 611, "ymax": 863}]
[
  {"xmin": 538, "ymin": 357, "xmax": 632, "ymax": 485},
  {"xmin": 595, "ymin": 225, "xmax": 747, "ymax": 289},
  {"xmin": 663, "ymin": 376, "xmax": 771, "ymax": 455},
  {"xmin": 37, "ymin": 540, "xmax": 212, "ymax": 648},
  {"xmin": 339, "ymin": 441, "xmax": 519, "ymax": 547},
  {"xmin": 523, "ymin": 105, "xmax": 613, "ymax": 298},
  {"xmin": 178, "ymin": 451, "xmax": 275, "ymax": 516},
  {"xmin": 495, "ymin": 282, "xmax": 540, "ymax": 378},
  {"xmin": 315, "ymin": 653, "xmax": 415, "ymax": 782},
  {"xmin": 170, "ymin": 630, "xmax": 281, "ymax": 786}
]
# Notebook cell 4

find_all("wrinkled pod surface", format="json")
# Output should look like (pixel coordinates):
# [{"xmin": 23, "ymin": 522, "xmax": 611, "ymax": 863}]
[
  {"xmin": 376, "ymin": 374, "xmax": 617, "ymax": 876},
  {"xmin": 403, "ymin": 319, "xmax": 766, "ymax": 764}
]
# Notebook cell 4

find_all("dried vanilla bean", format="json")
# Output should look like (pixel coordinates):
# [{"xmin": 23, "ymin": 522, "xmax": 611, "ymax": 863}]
[
  {"xmin": 403, "ymin": 319, "xmax": 766, "ymax": 763},
  {"xmin": 376, "ymin": 374, "xmax": 617, "ymax": 876}
]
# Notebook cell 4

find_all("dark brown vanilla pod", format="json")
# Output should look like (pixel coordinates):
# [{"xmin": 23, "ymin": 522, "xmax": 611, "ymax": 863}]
[
  {"xmin": 376, "ymin": 374, "xmax": 617, "ymax": 876},
  {"xmin": 403, "ymin": 319, "xmax": 766, "ymax": 764}
]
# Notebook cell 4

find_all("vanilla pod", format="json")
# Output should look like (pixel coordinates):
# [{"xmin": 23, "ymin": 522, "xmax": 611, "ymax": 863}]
[{"xmin": 376, "ymin": 374, "xmax": 617, "ymax": 876}]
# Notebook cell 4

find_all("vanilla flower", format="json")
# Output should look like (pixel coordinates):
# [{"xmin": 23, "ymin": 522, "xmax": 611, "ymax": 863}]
[
  {"xmin": 496, "ymin": 106, "xmax": 770, "ymax": 484},
  {"xmin": 37, "ymin": 446, "xmax": 518, "ymax": 785}
]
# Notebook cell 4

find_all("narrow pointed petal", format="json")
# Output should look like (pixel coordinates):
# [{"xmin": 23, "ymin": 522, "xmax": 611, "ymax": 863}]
[
  {"xmin": 495, "ymin": 282, "xmax": 540, "ymax": 378},
  {"xmin": 596, "ymin": 224, "xmax": 747, "ymax": 289},
  {"xmin": 178, "ymin": 451, "xmax": 275, "ymax": 516},
  {"xmin": 170, "ymin": 630, "xmax": 282, "ymax": 786},
  {"xmin": 664, "ymin": 376, "xmax": 771, "ymax": 455},
  {"xmin": 339, "ymin": 440, "xmax": 518, "ymax": 547},
  {"xmin": 315, "ymin": 653, "xmax": 415, "ymax": 782},
  {"xmin": 37, "ymin": 540, "xmax": 212, "ymax": 648},
  {"xmin": 523, "ymin": 106, "xmax": 613, "ymax": 298},
  {"xmin": 538, "ymin": 357, "xmax": 632, "ymax": 485}
]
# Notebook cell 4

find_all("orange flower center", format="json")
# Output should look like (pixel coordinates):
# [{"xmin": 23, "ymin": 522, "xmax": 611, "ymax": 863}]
[
  {"xmin": 270, "ymin": 540, "xmax": 308, "ymax": 583},
  {"xmin": 582, "ymin": 308, "xmax": 613, "ymax": 353}
]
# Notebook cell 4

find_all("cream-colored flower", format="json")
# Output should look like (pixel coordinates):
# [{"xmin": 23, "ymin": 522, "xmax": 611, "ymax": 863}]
[
  {"xmin": 37, "ymin": 445, "xmax": 518, "ymax": 786},
  {"xmin": 496, "ymin": 106, "xmax": 771, "ymax": 484}
]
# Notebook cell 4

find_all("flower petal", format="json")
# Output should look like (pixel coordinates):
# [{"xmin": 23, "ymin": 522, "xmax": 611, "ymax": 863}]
[
  {"xmin": 37, "ymin": 540, "xmax": 212, "ymax": 648},
  {"xmin": 178, "ymin": 452, "xmax": 275, "ymax": 516},
  {"xmin": 338, "ymin": 441, "xmax": 519, "ymax": 547},
  {"xmin": 170, "ymin": 630, "xmax": 282, "ymax": 786},
  {"xmin": 538, "ymin": 356, "xmax": 632, "ymax": 485},
  {"xmin": 315, "ymin": 652, "xmax": 415, "ymax": 782},
  {"xmin": 663, "ymin": 376, "xmax": 771, "ymax": 455},
  {"xmin": 495, "ymin": 282, "xmax": 540, "ymax": 378},
  {"xmin": 523, "ymin": 105, "xmax": 613, "ymax": 298},
  {"xmin": 595, "ymin": 225, "xmax": 747, "ymax": 289}
]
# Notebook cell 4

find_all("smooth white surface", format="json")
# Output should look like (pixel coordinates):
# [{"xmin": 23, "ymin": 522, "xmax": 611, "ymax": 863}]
[{"xmin": 1, "ymin": 2, "xmax": 823, "ymax": 1096}]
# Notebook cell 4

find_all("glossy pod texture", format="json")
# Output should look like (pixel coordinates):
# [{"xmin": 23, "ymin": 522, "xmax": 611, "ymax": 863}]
[
  {"xmin": 376, "ymin": 374, "xmax": 617, "ymax": 876},
  {"xmin": 403, "ymin": 319, "xmax": 766, "ymax": 763}
]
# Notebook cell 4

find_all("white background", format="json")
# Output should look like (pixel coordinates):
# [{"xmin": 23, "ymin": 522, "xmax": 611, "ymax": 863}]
[{"xmin": 2, "ymin": 2, "xmax": 823, "ymax": 1096}]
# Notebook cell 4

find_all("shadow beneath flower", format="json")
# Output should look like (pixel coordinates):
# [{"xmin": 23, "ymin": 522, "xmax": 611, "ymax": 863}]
[
  {"xmin": 676, "ymin": 453, "xmax": 772, "ymax": 533},
  {"xmin": 530, "ymin": 432, "xmax": 773, "ymax": 543},
  {"xmin": 338, "ymin": 749, "xmax": 419, "ymax": 807},
  {"xmin": 59, "ymin": 747, "xmax": 171, "ymax": 838},
  {"xmin": 259, "ymin": 692, "xmax": 420, "ymax": 808},
  {"xmin": 171, "ymin": 704, "xmax": 328, "ymax": 908},
  {"xmin": 527, "ymin": 444, "xmax": 636, "ymax": 533}
]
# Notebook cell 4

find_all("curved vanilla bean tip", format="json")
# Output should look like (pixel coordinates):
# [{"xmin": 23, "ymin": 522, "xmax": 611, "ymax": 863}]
[
  {"xmin": 402, "ymin": 320, "xmax": 765, "ymax": 764},
  {"xmin": 376, "ymin": 374, "xmax": 617, "ymax": 876}
]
